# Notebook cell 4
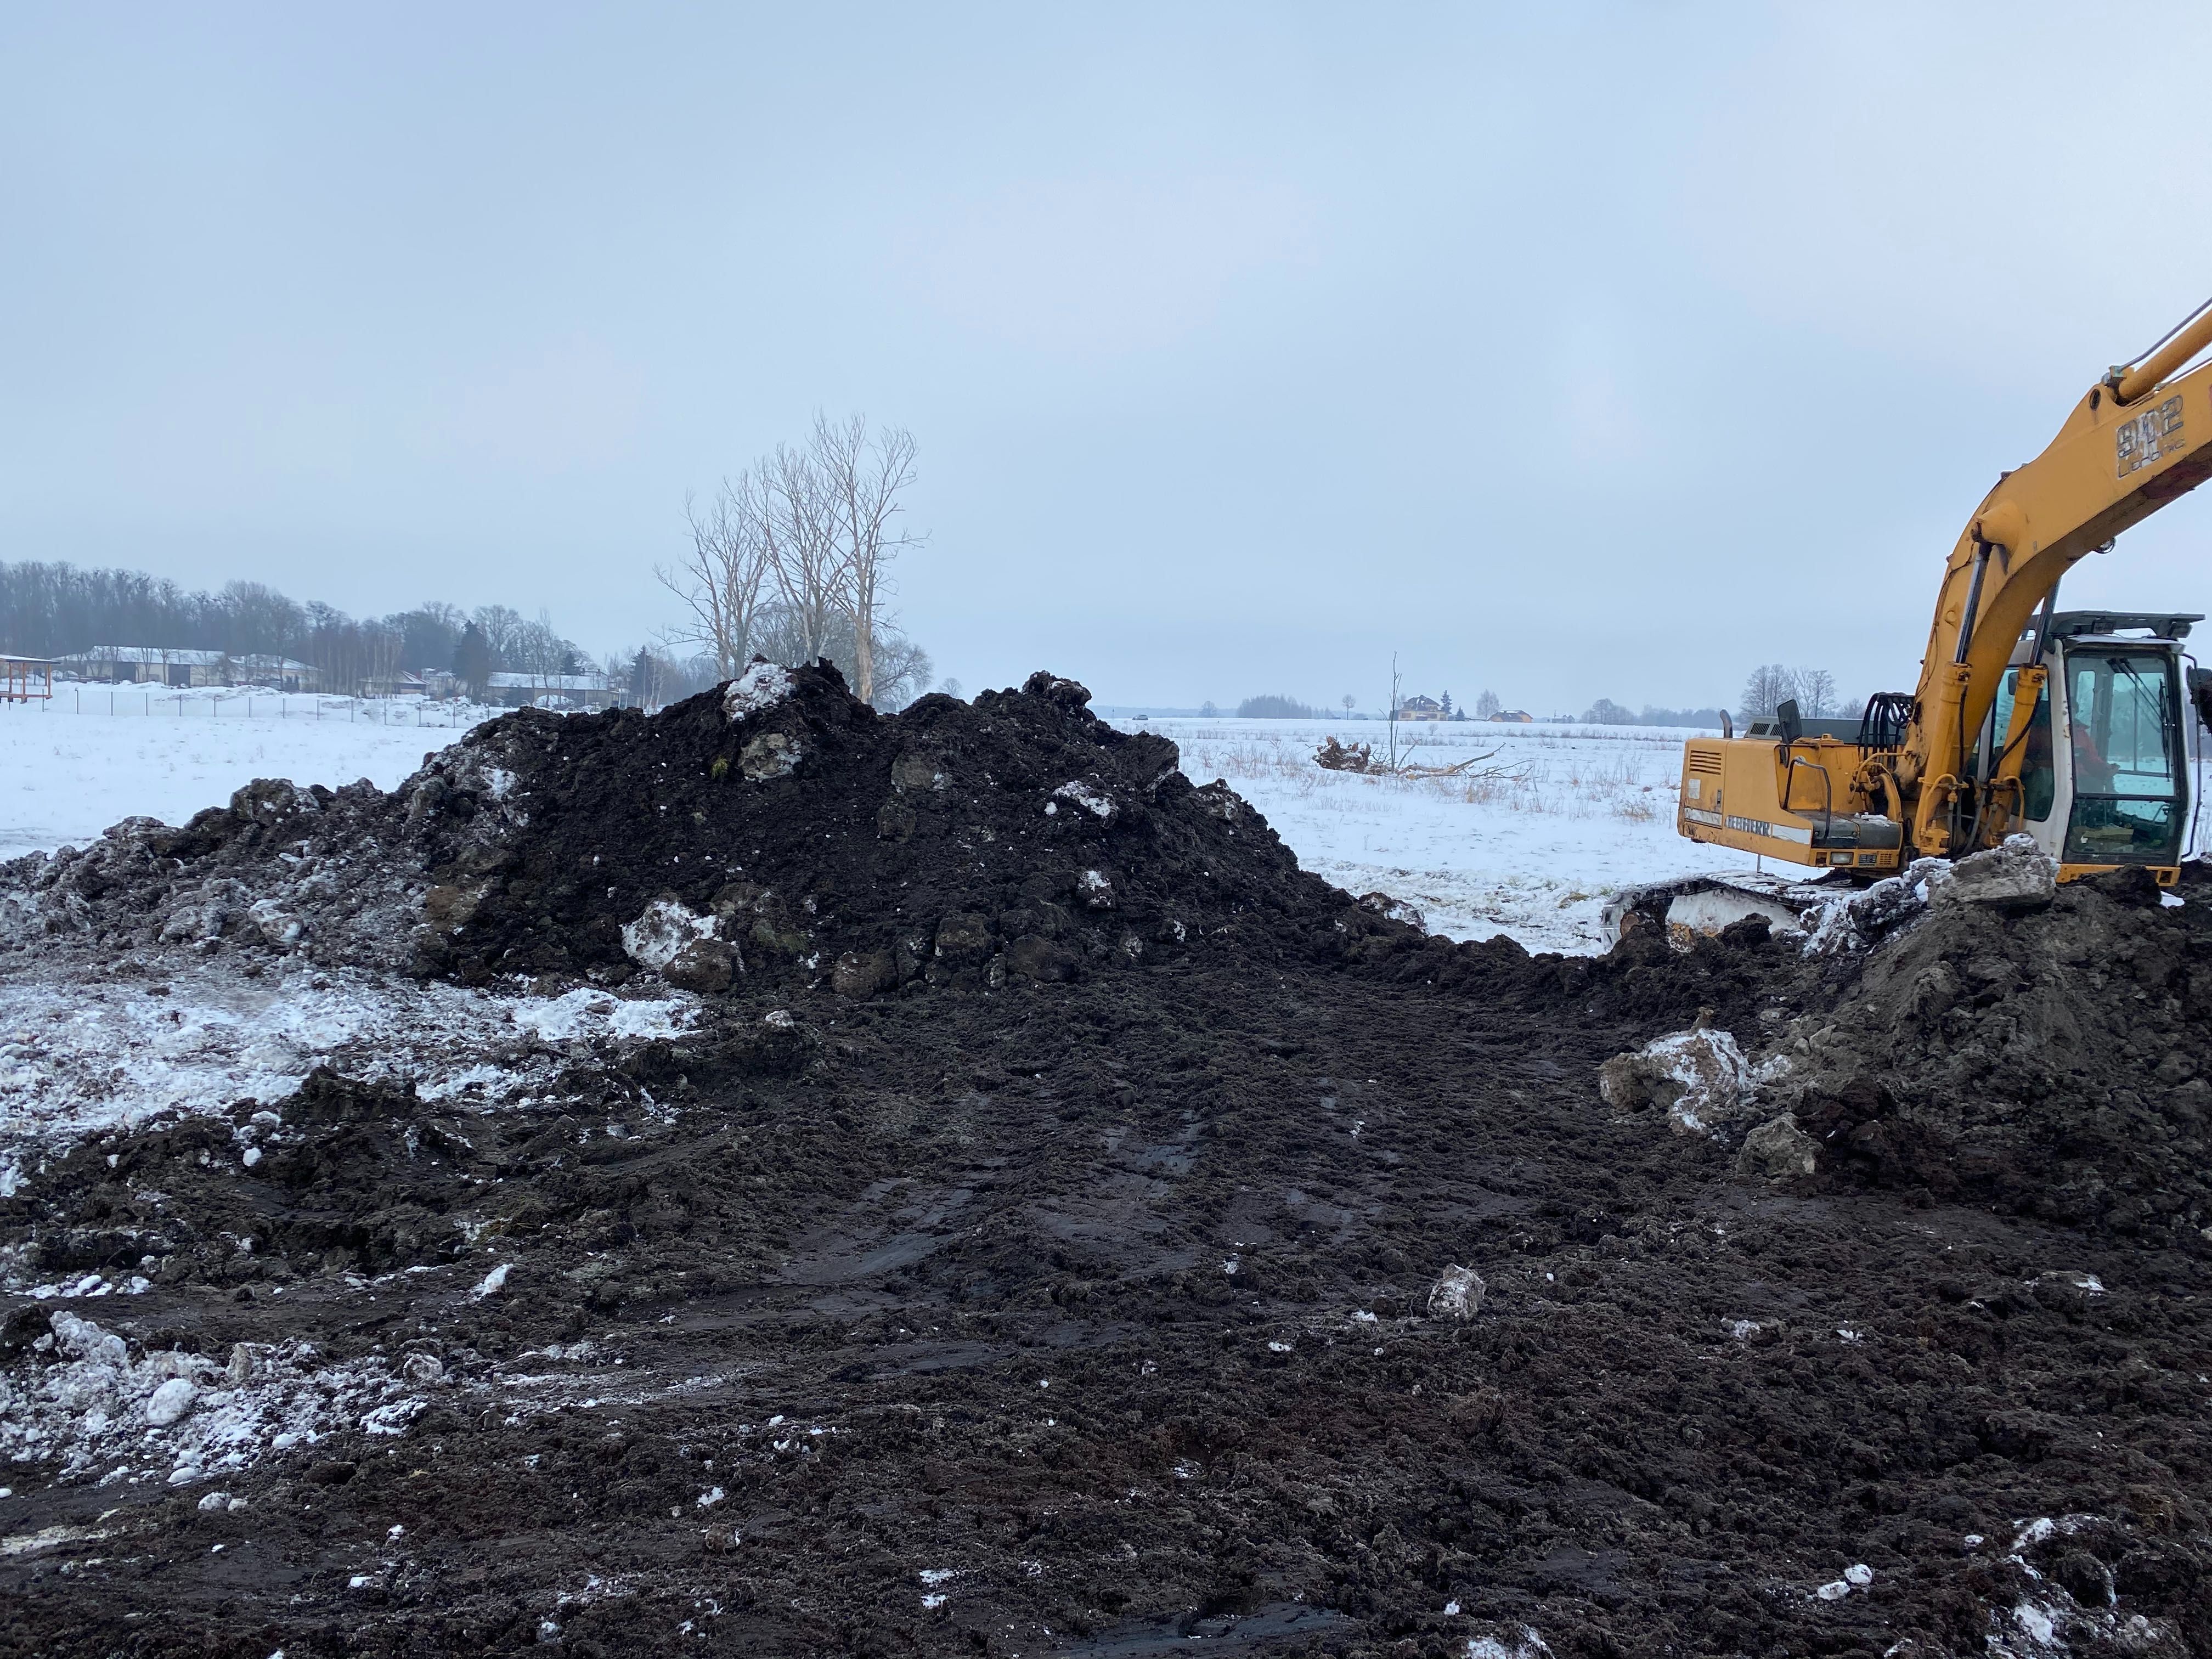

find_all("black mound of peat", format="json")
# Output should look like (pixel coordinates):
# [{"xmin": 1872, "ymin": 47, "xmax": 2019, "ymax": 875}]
[
  {"xmin": 424, "ymin": 663, "xmax": 1372, "ymax": 991},
  {"xmin": 2, "ymin": 665, "xmax": 1528, "ymax": 997},
  {"xmin": 1, "ymin": 670, "xmax": 2208, "ymax": 1659}
]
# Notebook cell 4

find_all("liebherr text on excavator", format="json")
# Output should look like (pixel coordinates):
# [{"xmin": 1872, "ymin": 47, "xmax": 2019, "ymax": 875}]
[{"xmin": 1667, "ymin": 294, "xmax": 2212, "ymax": 921}]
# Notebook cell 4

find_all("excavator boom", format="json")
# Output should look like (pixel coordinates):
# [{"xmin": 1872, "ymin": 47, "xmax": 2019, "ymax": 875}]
[{"xmin": 1906, "ymin": 300, "xmax": 2212, "ymax": 854}]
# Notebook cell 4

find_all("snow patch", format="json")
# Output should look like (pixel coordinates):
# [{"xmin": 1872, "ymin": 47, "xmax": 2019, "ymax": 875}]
[
  {"xmin": 619, "ymin": 899, "xmax": 719, "ymax": 973},
  {"xmin": 1, "ymin": 1311, "xmax": 419, "ymax": 1486},
  {"xmin": 1051, "ymin": 781, "xmax": 1115, "ymax": 820},
  {"xmin": 723, "ymin": 662, "xmax": 794, "ymax": 721},
  {"xmin": 1466, "ymin": 1627, "xmax": 1552, "ymax": 1659},
  {"xmin": 144, "ymin": 1377, "xmax": 198, "ymax": 1426},
  {"xmin": 0, "ymin": 961, "xmax": 699, "ymax": 1153},
  {"xmin": 507, "ymin": 988, "xmax": 693, "ymax": 1043},
  {"xmin": 2011, "ymin": 1602, "xmax": 2055, "ymax": 1645}
]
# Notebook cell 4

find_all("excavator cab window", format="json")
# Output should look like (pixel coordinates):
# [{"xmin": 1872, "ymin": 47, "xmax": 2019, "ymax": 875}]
[
  {"xmin": 1989, "ymin": 668, "xmax": 2056, "ymax": 821},
  {"xmin": 2059, "ymin": 648, "xmax": 2183, "ymax": 864}
]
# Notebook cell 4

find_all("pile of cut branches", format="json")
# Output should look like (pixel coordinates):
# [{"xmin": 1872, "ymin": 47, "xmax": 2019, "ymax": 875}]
[
  {"xmin": 1314, "ymin": 736, "xmax": 1384, "ymax": 773},
  {"xmin": 1313, "ymin": 735, "xmax": 1509, "ymax": 780}
]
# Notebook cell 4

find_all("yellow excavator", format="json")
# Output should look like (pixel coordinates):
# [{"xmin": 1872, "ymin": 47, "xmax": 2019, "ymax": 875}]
[{"xmin": 1623, "ymin": 293, "xmax": 2212, "ymax": 936}]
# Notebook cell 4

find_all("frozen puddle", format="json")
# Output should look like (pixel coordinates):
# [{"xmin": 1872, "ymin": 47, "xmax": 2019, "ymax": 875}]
[{"xmin": 0, "ymin": 961, "xmax": 698, "ymax": 1152}]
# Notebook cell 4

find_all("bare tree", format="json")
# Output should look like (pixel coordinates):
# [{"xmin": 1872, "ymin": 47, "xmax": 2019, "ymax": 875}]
[
  {"xmin": 748, "ymin": 600, "xmax": 932, "ymax": 709},
  {"xmin": 1792, "ymin": 667, "xmax": 1839, "ymax": 718},
  {"xmin": 1738, "ymin": 663, "xmax": 1796, "ymax": 719},
  {"xmin": 868, "ymin": 631, "xmax": 935, "ymax": 710},
  {"xmin": 810, "ymin": 412, "xmax": 924, "ymax": 704},
  {"xmin": 657, "ymin": 476, "xmax": 775, "ymax": 680},
  {"xmin": 471, "ymin": 605, "xmax": 526, "ymax": 669},
  {"xmin": 1475, "ymin": 689, "xmax": 1502, "ymax": 719},
  {"xmin": 363, "ymin": 623, "xmax": 405, "ymax": 694},
  {"xmin": 672, "ymin": 412, "xmax": 928, "ymax": 701},
  {"xmin": 758, "ymin": 439, "xmax": 849, "ymax": 666},
  {"xmin": 217, "ymin": 581, "xmax": 305, "ymax": 658}
]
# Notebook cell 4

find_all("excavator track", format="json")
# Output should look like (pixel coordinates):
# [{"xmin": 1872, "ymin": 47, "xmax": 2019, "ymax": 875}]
[{"xmin": 1603, "ymin": 868, "xmax": 1854, "ymax": 944}]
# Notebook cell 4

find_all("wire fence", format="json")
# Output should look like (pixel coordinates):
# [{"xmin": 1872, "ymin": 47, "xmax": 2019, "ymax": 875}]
[{"xmin": 16, "ymin": 686, "xmax": 509, "ymax": 726}]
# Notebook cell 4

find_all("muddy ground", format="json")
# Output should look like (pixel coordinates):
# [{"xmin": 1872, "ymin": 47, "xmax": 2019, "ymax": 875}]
[{"xmin": 0, "ymin": 669, "xmax": 2207, "ymax": 1658}]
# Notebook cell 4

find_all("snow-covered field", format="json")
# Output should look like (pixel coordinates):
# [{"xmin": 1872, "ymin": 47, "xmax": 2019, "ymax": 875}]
[
  {"xmin": 1125, "ymin": 716, "xmax": 1758, "ymax": 953},
  {"xmin": 0, "ymin": 696, "xmax": 1762, "ymax": 954},
  {"xmin": 0, "ymin": 692, "xmax": 495, "ymax": 864}
]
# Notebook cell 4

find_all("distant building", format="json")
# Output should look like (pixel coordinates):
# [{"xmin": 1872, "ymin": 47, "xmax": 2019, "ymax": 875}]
[
  {"xmin": 1395, "ymin": 694, "xmax": 1448, "ymax": 721},
  {"xmin": 486, "ymin": 670, "xmax": 621, "ymax": 710},
  {"xmin": 1489, "ymin": 709, "xmax": 1534, "ymax": 723},
  {"xmin": 365, "ymin": 668, "xmax": 459, "ymax": 699},
  {"xmin": 57, "ymin": 647, "xmax": 319, "ymax": 692}
]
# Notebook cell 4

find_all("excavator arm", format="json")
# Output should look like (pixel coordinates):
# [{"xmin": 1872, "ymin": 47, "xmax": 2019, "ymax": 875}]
[{"xmin": 1904, "ymin": 300, "xmax": 2212, "ymax": 854}]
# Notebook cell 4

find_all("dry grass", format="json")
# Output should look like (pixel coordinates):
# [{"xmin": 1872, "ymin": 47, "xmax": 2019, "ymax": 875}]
[{"xmin": 1168, "ymin": 728, "xmax": 1678, "ymax": 822}]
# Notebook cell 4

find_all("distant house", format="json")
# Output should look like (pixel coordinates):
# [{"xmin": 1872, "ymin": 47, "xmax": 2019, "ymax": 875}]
[
  {"xmin": 1396, "ymin": 694, "xmax": 1448, "ymax": 721},
  {"xmin": 486, "ymin": 670, "xmax": 620, "ymax": 710},
  {"xmin": 57, "ymin": 647, "xmax": 319, "ymax": 692},
  {"xmin": 365, "ymin": 668, "xmax": 459, "ymax": 699},
  {"xmin": 1489, "ymin": 709, "xmax": 1534, "ymax": 723}
]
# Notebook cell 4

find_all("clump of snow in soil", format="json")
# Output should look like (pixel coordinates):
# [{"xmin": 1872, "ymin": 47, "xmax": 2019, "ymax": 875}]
[
  {"xmin": 0, "ymin": 958, "xmax": 696, "ymax": 1148},
  {"xmin": 1426, "ymin": 1265, "xmax": 1486, "ymax": 1319},
  {"xmin": 1465, "ymin": 1626, "xmax": 1553, "ymax": 1659},
  {"xmin": 1802, "ymin": 836, "xmax": 2061, "ymax": 957},
  {"xmin": 1980, "ymin": 1513, "xmax": 2187, "ymax": 1656},
  {"xmin": 1597, "ymin": 1024, "xmax": 1755, "ymax": 1134},
  {"xmin": 0, "ymin": 1310, "xmax": 420, "ymax": 1487},
  {"xmin": 471, "ymin": 1263, "xmax": 513, "ymax": 1300},
  {"xmin": 1049, "ymin": 781, "xmax": 1116, "ymax": 821},
  {"xmin": 619, "ymin": 898, "xmax": 720, "ymax": 972},
  {"xmin": 723, "ymin": 662, "xmax": 794, "ymax": 721}
]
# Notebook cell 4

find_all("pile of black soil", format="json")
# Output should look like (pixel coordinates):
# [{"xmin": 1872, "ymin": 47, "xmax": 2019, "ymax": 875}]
[
  {"xmin": 0, "ymin": 665, "xmax": 1438, "ymax": 997},
  {"xmin": 1757, "ymin": 865, "xmax": 2212, "ymax": 1240},
  {"xmin": 1, "ymin": 670, "xmax": 2208, "ymax": 1659}
]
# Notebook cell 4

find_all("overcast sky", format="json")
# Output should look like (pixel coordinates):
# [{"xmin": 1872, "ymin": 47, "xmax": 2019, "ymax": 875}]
[{"xmin": 4, "ymin": 5, "xmax": 2211, "ymax": 714}]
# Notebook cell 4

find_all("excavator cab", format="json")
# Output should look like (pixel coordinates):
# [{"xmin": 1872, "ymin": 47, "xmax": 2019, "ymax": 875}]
[{"xmin": 1985, "ymin": 611, "xmax": 2197, "ymax": 880}]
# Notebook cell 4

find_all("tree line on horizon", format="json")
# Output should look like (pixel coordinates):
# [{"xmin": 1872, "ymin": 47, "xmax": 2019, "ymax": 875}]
[
  {"xmin": 0, "ymin": 554, "xmax": 939, "ymax": 713},
  {"xmin": 0, "ymin": 559, "xmax": 617, "ymax": 699},
  {"xmin": 1228, "ymin": 687, "xmax": 1736, "ymax": 727}
]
